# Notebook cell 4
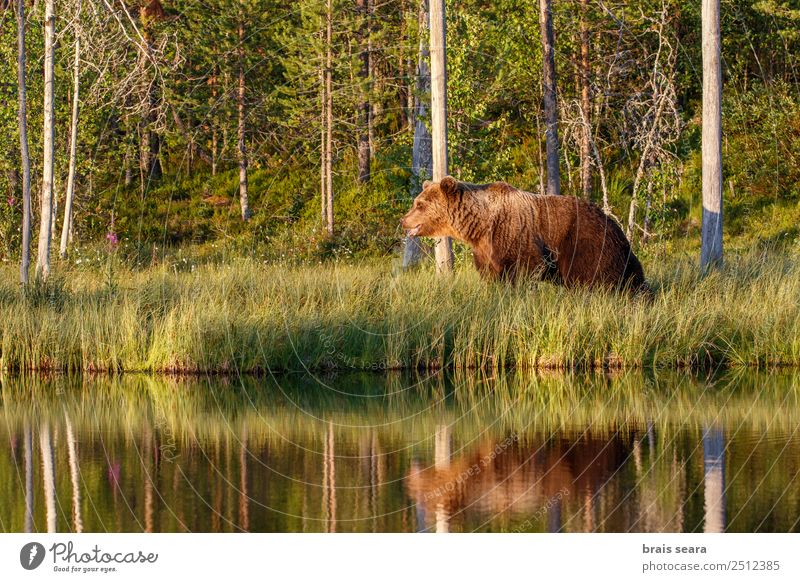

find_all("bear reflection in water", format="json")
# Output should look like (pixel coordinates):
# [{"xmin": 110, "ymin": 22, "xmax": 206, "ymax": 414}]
[{"xmin": 405, "ymin": 429, "xmax": 630, "ymax": 532}]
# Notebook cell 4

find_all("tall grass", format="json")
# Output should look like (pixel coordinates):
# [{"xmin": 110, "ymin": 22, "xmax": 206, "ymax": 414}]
[{"xmin": 1, "ymin": 250, "xmax": 799, "ymax": 373}]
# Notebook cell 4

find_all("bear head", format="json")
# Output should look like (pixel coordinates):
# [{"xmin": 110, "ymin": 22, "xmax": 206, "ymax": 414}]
[{"xmin": 401, "ymin": 176, "xmax": 460, "ymax": 238}]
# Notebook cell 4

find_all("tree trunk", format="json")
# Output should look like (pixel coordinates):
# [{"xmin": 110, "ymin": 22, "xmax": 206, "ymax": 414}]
[
  {"xmin": 36, "ymin": 0, "xmax": 56, "ymax": 280},
  {"xmin": 320, "ymin": 63, "xmax": 327, "ymax": 225},
  {"xmin": 700, "ymin": 0, "xmax": 723, "ymax": 270},
  {"xmin": 367, "ymin": 0, "xmax": 376, "ymax": 157},
  {"xmin": 139, "ymin": 11, "xmax": 162, "ymax": 183},
  {"xmin": 538, "ymin": 0, "xmax": 561, "ymax": 196},
  {"xmin": 211, "ymin": 70, "xmax": 218, "ymax": 176},
  {"xmin": 403, "ymin": 0, "xmax": 433, "ymax": 269},
  {"xmin": 237, "ymin": 6, "xmax": 251, "ymax": 221},
  {"xmin": 325, "ymin": 0, "xmax": 334, "ymax": 235},
  {"xmin": 17, "ymin": 0, "xmax": 32, "ymax": 286},
  {"xmin": 60, "ymin": 15, "xmax": 81, "ymax": 259},
  {"xmin": 579, "ymin": 0, "xmax": 591, "ymax": 200},
  {"xmin": 357, "ymin": 0, "xmax": 371, "ymax": 183},
  {"xmin": 429, "ymin": 0, "xmax": 453, "ymax": 273}
]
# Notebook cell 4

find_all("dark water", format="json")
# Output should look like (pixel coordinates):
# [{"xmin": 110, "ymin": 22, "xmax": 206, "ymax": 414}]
[{"xmin": 1, "ymin": 370, "xmax": 799, "ymax": 533}]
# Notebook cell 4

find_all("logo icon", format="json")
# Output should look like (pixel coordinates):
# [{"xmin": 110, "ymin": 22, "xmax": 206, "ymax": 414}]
[{"xmin": 20, "ymin": 542, "xmax": 46, "ymax": 570}]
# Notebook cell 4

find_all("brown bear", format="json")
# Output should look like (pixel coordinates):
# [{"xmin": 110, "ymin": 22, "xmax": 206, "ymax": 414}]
[{"xmin": 401, "ymin": 177, "xmax": 649, "ymax": 292}]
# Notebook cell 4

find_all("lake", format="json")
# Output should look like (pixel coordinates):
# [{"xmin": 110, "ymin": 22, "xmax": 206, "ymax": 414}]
[{"xmin": 1, "ymin": 370, "xmax": 799, "ymax": 532}]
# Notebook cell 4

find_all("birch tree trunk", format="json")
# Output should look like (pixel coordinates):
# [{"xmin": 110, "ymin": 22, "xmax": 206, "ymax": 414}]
[
  {"xmin": 429, "ymin": 0, "xmax": 453, "ymax": 273},
  {"xmin": 579, "ymin": 0, "xmax": 592, "ymax": 200},
  {"xmin": 17, "ymin": 0, "xmax": 32, "ymax": 285},
  {"xmin": 237, "ymin": 6, "xmax": 252, "ymax": 221},
  {"xmin": 325, "ymin": 0, "xmax": 334, "ymax": 235},
  {"xmin": 356, "ymin": 0, "xmax": 371, "ymax": 183},
  {"xmin": 538, "ymin": 0, "xmax": 561, "ymax": 196},
  {"xmin": 60, "ymin": 11, "xmax": 82, "ymax": 259},
  {"xmin": 700, "ymin": 0, "xmax": 723, "ymax": 270},
  {"xmin": 36, "ymin": 0, "xmax": 56, "ymax": 280},
  {"xmin": 402, "ymin": 0, "xmax": 432, "ymax": 268}
]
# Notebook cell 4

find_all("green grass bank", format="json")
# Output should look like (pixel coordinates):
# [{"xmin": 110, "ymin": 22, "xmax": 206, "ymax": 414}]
[{"xmin": 1, "ymin": 250, "xmax": 799, "ymax": 373}]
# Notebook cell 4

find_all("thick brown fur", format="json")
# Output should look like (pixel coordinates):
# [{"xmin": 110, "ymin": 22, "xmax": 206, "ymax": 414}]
[{"xmin": 401, "ymin": 176, "xmax": 650, "ymax": 293}]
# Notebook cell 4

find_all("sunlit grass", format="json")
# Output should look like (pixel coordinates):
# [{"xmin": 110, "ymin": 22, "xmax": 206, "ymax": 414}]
[{"xmin": 1, "ymin": 250, "xmax": 799, "ymax": 372}]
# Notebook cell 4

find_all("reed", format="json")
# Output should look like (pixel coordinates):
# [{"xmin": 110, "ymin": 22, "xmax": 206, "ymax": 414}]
[{"xmin": 1, "ymin": 250, "xmax": 798, "ymax": 373}]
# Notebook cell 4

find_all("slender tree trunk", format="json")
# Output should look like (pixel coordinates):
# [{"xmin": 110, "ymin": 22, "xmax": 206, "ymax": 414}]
[
  {"xmin": 36, "ymin": 0, "xmax": 56, "ymax": 280},
  {"xmin": 357, "ymin": 0, "xmax": 371, "ymax": 183},
  {"xmin": 237, "ymin": 7, "xmax": 251, "ymax": 221},
  {"xmin": 320, "ymin": 62, "xmax": 327, "ymax": 225},
  {"xmin": 325, "ymin": 0, "xmax": 334, "ymax": 235},
  {"xmin": 367, "ymin": 0, "xmax": 376, "ymax": 157},
  {"xmin": 60, "ymin": 14, "xmax": 81, "ymax": 259},
  {"xmin": 538, "ymin": 0, "xmax": 561, "ymax": 196},
  {"xmin": 17, "ymin": 0, "xmax": 32, "ymax": 286},
  {"xmin": 403, "ymin": 0, "xmax": 432, "ymax": 268},
  {"xmin": 700, "ymin": 0, "xmax": 723, "ymax": 270},
  {"xmin": 211, "ymin": 70, "xmax": 218, "ymax": 176},
  {"xmin": 139, "ymin": 10, "xmax": 162, "ymax": 183},
  {"xmin": 429, "ymin": 0, "xmax": 453, "ymax": 272},
  {"xmin": 579, "ymin": 0, "xmax": 591, "ymax": 200}
]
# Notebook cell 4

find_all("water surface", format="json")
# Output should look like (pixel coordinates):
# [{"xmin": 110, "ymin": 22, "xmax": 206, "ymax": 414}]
[{"xmin": 1, "ymin": 370, "xmax": 799, "ymax": 532}]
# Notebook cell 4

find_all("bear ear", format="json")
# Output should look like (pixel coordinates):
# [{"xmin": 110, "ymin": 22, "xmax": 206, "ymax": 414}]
[{"xmin": 439, "ymin": 176, "xmax": 459, "ymax": 196}]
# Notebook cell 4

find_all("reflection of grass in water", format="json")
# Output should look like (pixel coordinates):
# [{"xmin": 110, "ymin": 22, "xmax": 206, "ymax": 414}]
[
  {"xmin": 0, "ymin": 251, "xmax": 799, "ymax": 373},
  {"xmin": 2, "ymin": 370, "xmax": 799, "ymax": 533},
  {"xmin": 2, "ymin": 369, "xmax": 799, "ymax": 443}
]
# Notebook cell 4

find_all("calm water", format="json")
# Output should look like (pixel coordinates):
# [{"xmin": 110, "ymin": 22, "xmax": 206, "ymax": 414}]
[{"xmin": 1, "ymin": 370, "xmax": 799, "ymax": 533}]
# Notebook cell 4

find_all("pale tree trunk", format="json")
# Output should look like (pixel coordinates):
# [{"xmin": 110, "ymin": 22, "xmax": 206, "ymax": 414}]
[
  {"xmin": 429, "ymin": 0, "xmax": 453, "ymax": 272},
  {"xmin": 402, "ymin": 0, "xmax": 433, "ymax": 269},
  {"xmin": 237, "ymin": 7, "xmax": 251, "ymax": 221},
  {"xmin": 36, "ymin": 0, "xmax": 56, "ymax": 280},
  {"xmin": 357, "ymin": 0, "xmax": 371, "ymax": 183},
  {"xmin": 325, "ymin": 0, "xmax": 334, "ymax": 235},
  {"xmin": 700, "ymin": 0, "xmax": 723, "ymax": 270},
  {"xmin": 538, "ymin": 0, "xmax": 561, "ymax": 196},
  {"xmin": 579, "ymin": 0, "xmax": 591, "ymax": 200},
  {"xmin": 17, "ymin": 0, "xmax": 32, "ymax": 285},
  {"xmin": 60, "ymin": 11, "xmax": 82, "ymax": 260}
]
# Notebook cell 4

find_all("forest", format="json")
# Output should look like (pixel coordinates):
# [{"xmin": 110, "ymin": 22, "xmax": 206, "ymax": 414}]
[{"xmin": 0, "ymin": 0, "xmax": 799, "ymax": 371}]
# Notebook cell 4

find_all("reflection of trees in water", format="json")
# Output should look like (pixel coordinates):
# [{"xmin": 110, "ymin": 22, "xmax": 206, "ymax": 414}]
[
  {"xmin": 0, "ymin": 371, "xmax": 798, "ymax": 532},
  {"xmin": 703, "ymin": 426, "xmax": 726, "ymax": 533}
]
